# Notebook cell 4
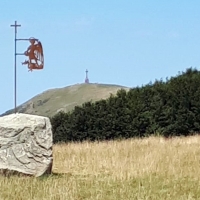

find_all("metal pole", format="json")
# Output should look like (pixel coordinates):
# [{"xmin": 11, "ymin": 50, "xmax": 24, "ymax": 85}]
[
  {"xmin": 11, "ymin": 21, "xmax": 21, "ymax": 114},
  {"xmin": 14, "ymin": 22, "xmax": 17, "ymax": 114}
]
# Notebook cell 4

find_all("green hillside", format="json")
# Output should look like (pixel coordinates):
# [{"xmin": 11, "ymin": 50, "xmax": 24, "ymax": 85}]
[{"xmin": 1, "ymin": 83, "xmax": 129, "ymax": 117}]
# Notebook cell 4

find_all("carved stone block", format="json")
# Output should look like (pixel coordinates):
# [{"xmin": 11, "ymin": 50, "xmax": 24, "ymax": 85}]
[{"xmin": 0, "ymin": 113, "xmax": 53, "ymax": 177}]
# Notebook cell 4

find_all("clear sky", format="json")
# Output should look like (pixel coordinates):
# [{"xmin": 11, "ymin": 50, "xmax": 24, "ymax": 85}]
[{"xmin": 0, "ymin": 0, "xmax": 200, "ymax": 114}]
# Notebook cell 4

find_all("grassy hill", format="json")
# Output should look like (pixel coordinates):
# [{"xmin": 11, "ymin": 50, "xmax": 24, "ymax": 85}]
[{"xmin": 1, "ymin": 83, "xmax": 129, "ymax": 117}]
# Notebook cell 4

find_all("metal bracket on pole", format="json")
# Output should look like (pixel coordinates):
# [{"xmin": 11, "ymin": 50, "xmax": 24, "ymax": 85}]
[{"xmin": 16, "ymin": 38, "xmax": 38, "ymax": 41}]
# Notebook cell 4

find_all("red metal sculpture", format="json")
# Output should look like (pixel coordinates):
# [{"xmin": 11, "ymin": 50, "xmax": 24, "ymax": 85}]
[{"xmin": 22, "ymin": 37, "xmax": 44, "ymax": 72}]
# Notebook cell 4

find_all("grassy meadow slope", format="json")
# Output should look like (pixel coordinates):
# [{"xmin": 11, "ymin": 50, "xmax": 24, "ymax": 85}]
[
  {"xmin": 0, "ymin": 136, "xmax": 199, "ymax": 199},
  {"xmin": 1, "ymin": 83, "xmax": 129, "ymax": 117}
]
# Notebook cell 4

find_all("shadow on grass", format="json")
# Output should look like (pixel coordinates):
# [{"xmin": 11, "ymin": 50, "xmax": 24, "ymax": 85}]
[
  {"xmin": 0, "ymin": 169, "xmax": 69, "ymax": 180},
  {"xmin": 38, "ymin": 172, "xmax": 65, "ymax": 180}
]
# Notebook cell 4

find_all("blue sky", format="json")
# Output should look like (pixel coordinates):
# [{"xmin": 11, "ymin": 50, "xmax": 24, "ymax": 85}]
[{"xmin": 1, "ymin": 0, "xmax": 200, "ymax": 114}]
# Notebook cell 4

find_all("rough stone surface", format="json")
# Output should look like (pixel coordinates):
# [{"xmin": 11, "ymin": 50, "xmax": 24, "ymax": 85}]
[{"xmin": 0, "ymin": 113, "xmax": 53, "ymax": 177}]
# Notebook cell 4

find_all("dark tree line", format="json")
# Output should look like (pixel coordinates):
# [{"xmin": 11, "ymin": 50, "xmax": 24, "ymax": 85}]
[{"xmin": 51, "ymin": 68, "xmax": 200, "ymax": 143}]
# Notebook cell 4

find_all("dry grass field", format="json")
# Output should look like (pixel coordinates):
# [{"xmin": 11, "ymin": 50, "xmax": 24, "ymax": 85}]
[{"xmin": 0, "ymin": 136, "xmax": 200, "ymax": 200}]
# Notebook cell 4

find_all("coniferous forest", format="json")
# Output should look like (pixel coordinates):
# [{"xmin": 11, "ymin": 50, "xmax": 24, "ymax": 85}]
[{"xmin": 51, "ymin": 68, "xmax": 200, "ymax": 143}]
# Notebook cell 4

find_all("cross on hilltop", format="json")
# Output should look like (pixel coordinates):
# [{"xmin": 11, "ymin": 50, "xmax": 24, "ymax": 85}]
[{"xmin": 85, "ymin": 69, "xmax": 89, "ymax": 83}]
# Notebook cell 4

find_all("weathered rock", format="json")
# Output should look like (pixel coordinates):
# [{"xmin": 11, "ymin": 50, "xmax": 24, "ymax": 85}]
[{"xmin": 0, "ymin": 113, "xmax": 53, "ymax": 177}]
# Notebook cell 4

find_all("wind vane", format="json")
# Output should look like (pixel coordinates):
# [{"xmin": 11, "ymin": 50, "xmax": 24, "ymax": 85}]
[
  {"xmin": 22, "ymin": 37, "xmax": 44, "ymax": 72},
  {"xmin": 10, "ymin": 20, "xmax": 44, "ymax": 113}
]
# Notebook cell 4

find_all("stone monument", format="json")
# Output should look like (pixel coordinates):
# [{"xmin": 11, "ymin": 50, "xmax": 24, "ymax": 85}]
[{"xmin": 0, "ymin": 113, "xmax": 53, "ymax": 177}]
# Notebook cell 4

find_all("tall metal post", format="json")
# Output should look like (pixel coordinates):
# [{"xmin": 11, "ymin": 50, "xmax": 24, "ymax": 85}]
[{"xmin": 10, "ymin": 21, "xmax": 21, "ymax": 114}]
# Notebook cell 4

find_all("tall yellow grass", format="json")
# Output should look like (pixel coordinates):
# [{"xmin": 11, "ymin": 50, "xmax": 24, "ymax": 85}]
[{"xmin": 0, "ymin": 136, "xmax": 200, "ymax": 199}]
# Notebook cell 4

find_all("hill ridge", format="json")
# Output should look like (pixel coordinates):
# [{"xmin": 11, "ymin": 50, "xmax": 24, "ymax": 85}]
[{"xmin": 1, "ymin": 83, "xmax": 129, "ymax": 117}]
